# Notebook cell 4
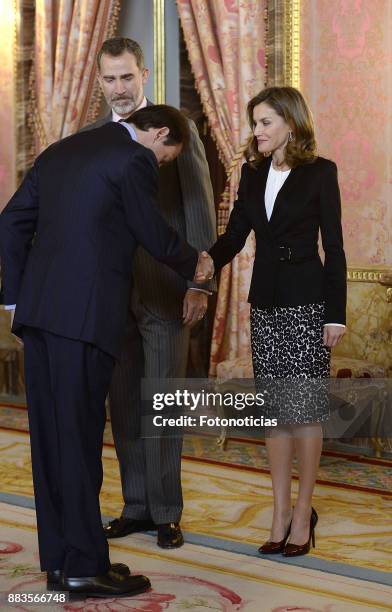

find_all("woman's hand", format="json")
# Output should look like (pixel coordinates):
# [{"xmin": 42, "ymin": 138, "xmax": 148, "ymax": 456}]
[
  {"xmin": 194, "ymin": 251, "xmax": 214, "ymax": 282},
  {"xmin": 323, "ymin": 324, "xmax": 346, "ymax": 348}
]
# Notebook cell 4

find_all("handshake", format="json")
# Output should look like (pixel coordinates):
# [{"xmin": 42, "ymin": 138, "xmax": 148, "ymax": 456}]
[{"xmin": 194, "ymin": 251, "xmax": 214, "ymax": 283}]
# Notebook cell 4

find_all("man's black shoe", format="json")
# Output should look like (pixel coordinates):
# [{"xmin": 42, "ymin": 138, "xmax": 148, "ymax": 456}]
[
  {"xmin": 104, "ymin": 517, "xmax": 156, "ymax": 539},
  {"xmin": 47, "ymin": 564, "xmax": 130, "ymax": 591},
  {"xmin": 47, "ymin": 570, "xmax": 62, "ymax": 591},
  {"xmin": 157, "ymin": 523, "xmax": 184, "ymax": 548},
  {"xmin": 62, "ymin": 569, "xmax": 150, "ymax": 598}
]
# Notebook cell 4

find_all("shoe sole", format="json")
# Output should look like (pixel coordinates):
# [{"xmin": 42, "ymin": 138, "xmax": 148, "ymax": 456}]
[
  {"xmin": 67, "ymin": 585, "xmax": 150, "ymax": 599},
  {"xmin": 157, "ymin": 541, "xmax": 184, "ymax": 549},
  {"xmin": 105, "ymin": 528, "xmax": 156, "ymax": 539},
  {"xmin": 258, "ymin": 548, "xmax": 284, "ymax": 555},
  {"xmin": 48, "ymin": 568, "xmax": 131, "ymax": 591},
  {"xmin": 46, "ymin": 583, "xmax": 63, "ymax": 592}
]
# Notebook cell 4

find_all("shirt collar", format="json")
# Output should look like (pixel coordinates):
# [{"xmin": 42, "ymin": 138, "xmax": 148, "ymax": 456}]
[{"xmin": 119, "ymin": 121, "xmax": 138, "ymax": 141}]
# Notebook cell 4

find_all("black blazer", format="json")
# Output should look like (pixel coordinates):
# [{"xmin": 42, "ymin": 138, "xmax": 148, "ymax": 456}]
[
  {"xmin": 209, "ymin": 156, "xmax": 347, "ymax": 324},
  {"xmin": 0, "ymin": 122, "xmax": 198, "ymax": 357}
]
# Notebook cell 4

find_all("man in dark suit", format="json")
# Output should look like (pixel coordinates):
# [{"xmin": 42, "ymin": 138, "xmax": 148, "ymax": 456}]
[
  {"xmin": 0, "ymin": 105, "xmax": 213, "ymax": 598},
  {"xmin": 82, "ymin": 38, "xmax": 216, "ymax": 548}
]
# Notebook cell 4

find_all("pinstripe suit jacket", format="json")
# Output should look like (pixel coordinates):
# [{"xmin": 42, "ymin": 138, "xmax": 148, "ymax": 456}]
[{"xmin": 81, "ymin": 108, "xmax": 216, "ymax": 320}]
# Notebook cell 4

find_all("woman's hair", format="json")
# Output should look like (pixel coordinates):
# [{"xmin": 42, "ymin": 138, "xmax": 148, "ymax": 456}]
[{"xmin": 245, "ymin": 86, "xmax": 317, "ymax": 168}]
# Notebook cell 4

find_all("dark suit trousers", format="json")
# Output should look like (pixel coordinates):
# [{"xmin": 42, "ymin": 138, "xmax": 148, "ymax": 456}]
[
  {"xmin": 22, "ymin": 327, "xmax": 114, "ymax": 576},
  {"xmin": 109, "ymin": 291, "xmax": 190, "ymax": 524}
]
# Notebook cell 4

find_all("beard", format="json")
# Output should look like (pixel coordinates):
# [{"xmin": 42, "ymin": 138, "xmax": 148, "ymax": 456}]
[{"xmin": 111, "ymin": 97, "xmax": 137, "ymax": 117}]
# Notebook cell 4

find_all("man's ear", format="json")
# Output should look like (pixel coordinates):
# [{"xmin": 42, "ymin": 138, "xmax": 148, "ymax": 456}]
[
  {"xmin": 142, "ymin": 67, "xmax": 150, "ymax": 85},
  {"xmin": 155, "ymin": 126, "xmax": 170, "ymax": 141}
]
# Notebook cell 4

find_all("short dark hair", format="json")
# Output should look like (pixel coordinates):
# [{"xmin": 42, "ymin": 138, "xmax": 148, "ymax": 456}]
[
  {"xmin": 125, "ymin": 105, "xmax": 190, "ymax": 147},
  {"xmin": 97, "ymin": 37, "xmax": 145, "ymax": 71}
]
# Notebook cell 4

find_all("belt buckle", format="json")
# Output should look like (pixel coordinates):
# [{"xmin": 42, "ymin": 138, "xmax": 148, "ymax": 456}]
[{"xmin": 279, "ymin": 246, "xmax": 291, "ymax": 261}]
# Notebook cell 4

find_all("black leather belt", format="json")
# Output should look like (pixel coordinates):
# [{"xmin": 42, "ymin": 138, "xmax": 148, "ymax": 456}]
[{"xmin": 278, "ymin": 245, "xmax": 318, "ymax": 262}]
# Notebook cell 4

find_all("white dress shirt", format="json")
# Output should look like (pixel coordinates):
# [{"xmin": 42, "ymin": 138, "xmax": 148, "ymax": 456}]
[{"xmin": 265, "ymin": 164, "xmax": 291, "ymax": 221}]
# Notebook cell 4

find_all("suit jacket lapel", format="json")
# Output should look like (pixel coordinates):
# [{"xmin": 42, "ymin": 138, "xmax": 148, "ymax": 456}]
[
  {"xmin": 268, "ymin": 163, "xmax": 306, "ymax": 227},
  {"xmin": 249, "ymin": 157, "xmax": 273, "ymax": 238},
  {"xmin": 249, "ymin": 159, "xmax": 309, "ymax": 238}
]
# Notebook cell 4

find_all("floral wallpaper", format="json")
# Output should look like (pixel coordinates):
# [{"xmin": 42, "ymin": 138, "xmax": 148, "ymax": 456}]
[{"xmin": 300, "ymin": 0, "xmax": 392, "ymax": 267}]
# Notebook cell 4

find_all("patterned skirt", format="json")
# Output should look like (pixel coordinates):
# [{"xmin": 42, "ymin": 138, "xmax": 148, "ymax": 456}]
[{"xmin": 250, "ymin": 302, "xmax": 330, "ymax": 425}]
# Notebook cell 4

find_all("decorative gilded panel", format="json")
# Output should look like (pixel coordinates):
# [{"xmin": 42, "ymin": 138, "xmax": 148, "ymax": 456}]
[
  {"xmin": 153, "ymin": 0, "xmax": 165, "ymax": 103},
  {"xmin": 266, "ymin": 0, "xmax": 300, "ymax": 87},
  {"xmin": 283, "ymin": 0, "xmax": 300, "ymax": 87},
  {"xmin": 334, "ymin": 274, "xmax": 392, "ymax": 376}
]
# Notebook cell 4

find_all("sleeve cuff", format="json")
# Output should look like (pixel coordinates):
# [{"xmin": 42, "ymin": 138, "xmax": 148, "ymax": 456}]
[{"xmin": 324, "ymin": 323, "xmax": 346, "ymax": 328}]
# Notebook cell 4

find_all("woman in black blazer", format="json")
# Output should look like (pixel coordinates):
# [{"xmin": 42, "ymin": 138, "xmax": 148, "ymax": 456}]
[{"xmin": 209, "ymin": 87, "xmax": 347, "ymax": 556}]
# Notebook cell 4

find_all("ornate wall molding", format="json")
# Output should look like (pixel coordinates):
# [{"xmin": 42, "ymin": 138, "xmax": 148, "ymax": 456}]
[
  {"xmin": 347, "ymin": 267, "xmax": 391, "ymax": 284},
  {"xmin": 266, "ymin": 0, "xmax": 284, "ymax": 85},
  {"xmin": 267, "ymin": 0, "xmax": 300, "ymax": 87},
  {"xmin": 153, "ymin": 0, "xmax": 165, "ymax": 103},
  {"xmin": 347, "ymin": 267, "xmax": 392, "ymax": 304},
  {"xmin": 283, "ymin": 0, "xmax": 300, "ymax": 88}
]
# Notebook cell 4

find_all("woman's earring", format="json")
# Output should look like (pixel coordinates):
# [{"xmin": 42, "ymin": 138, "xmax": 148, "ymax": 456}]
[{"xmin": 288, "ymin": 131, "xmax": 294, "ymax": 143}]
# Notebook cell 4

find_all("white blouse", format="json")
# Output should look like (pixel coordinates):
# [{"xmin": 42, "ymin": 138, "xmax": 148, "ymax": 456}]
[{"xmin": 264, "ymin": 164, "xmax": 291, "ymax": 221}]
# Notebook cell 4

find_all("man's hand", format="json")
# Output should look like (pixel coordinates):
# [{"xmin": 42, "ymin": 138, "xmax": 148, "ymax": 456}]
[
  {"xmin": 323, "ymin": 325, "xmax": 346, "ymax": 348},
  {"xmin": 194, "ymin": 251, "xmax": 214, "ymax": 283},
  {"xmin": 182, "ymin": 289, "xmax": 208, "ymax": 328}
]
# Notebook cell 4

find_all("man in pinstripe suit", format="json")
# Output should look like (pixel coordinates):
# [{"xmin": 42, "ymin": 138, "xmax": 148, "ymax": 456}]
[{"xmin": 82, "ymin": 38, "xmax": 216, "ymax": 548}]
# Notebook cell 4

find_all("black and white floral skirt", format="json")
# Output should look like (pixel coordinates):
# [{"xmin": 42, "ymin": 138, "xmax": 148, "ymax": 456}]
[{"xmin": 250, "ymin": 302, "xmax": 330, "ymax": 425}]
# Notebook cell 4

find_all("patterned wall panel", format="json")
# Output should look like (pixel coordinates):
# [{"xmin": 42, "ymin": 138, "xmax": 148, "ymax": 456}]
[
  {"xmin": 267, "ymin": 1, "xmax": 392, "ymax": 372},
  {"xmin": 298, "ymin": 0, "xmax": 392, "ymax": 372},
  {"xmin": 300, "ymin": 0, "xmax": 392, "ymax": 268}
]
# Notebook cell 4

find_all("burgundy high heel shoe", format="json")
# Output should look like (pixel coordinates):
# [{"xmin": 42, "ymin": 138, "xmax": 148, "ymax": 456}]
[
  {"xmin": 258, "ymin": 519, "xmax": 292, "ymax": 554},
  {"xmin": 283, "ymin": 507, "xmax": 318, "ymax": 557}
]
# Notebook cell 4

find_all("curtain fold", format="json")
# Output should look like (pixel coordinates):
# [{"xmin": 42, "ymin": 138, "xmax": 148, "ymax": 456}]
[
  {"xmin": 177, "ymin": 0, "xmax": 267, "ymax": 375},
  {"xmin": 31, "ymin": 0, "xmax": 120, "ymax": 153}
]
